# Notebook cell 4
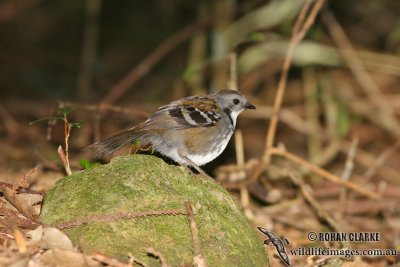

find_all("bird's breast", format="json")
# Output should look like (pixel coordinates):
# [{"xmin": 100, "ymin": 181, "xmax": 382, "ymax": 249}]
[{"xmin": 183, "ymin": 122, "xmax": 234, "ymax": 166}]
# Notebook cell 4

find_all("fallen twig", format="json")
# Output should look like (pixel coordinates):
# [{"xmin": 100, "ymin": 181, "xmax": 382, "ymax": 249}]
[
  {"xmin": 288, "ymin": 173, "xmax": 350, "ymax": 248},
  {"xmin": 340, "ymin": 138, "xmax": 358, "ymax": 182},
  {"xmin": 184, "ymin": 201, "xmax": 208, "ymax": 267},
  {"xmin": 269, "ymin": 147, "xmax": 380, "ymax": 199},
  {"xmin": 363, "ymin": 140, "xmax": 400, "ymax": 182},
  {"xmin": 341, "ymin": 141, "xmax": 400, "ymax": 183},
  {"xmin": 339, "ymin": 138, "xmax": 358, "ymax": 218},
  {"xmin": 50, "ymin": 209, "xmax": 185, "ymax": 230}
]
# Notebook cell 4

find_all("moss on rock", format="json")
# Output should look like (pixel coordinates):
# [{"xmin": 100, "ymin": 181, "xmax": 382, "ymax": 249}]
[{"xmin": 40, "ymin": 154, "xmax": 269, "ymax": 266}]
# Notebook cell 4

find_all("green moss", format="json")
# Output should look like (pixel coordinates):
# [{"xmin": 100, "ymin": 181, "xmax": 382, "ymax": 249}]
[{"xmin": 40, "ymin": 154, "xmax": 269, "ymax": 266}]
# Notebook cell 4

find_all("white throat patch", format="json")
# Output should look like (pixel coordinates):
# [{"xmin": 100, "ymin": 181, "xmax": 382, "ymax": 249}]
[{"xmin": 230, "ymin": 110, "xmax": 241, "ymax": 128}]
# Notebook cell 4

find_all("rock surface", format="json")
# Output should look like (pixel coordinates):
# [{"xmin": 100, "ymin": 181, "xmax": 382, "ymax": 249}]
[{"xmin": 40, "ymin": 154, "xmax": 269, "ymax": 266}]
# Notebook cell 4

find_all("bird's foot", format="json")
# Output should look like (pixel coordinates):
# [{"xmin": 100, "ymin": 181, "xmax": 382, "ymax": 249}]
[{"xmin": 178, "ymin": 149, "xmax": 216, "ymax": 183}]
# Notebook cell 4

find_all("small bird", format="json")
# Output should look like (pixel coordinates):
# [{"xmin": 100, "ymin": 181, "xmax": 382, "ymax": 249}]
[{"xmin": 90, "ymin": 89, "xmax": 255, "ymax": 170}]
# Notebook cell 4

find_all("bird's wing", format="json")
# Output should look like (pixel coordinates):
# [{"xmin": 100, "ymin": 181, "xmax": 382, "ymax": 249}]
[{"xmin": 142, "ymin": 96, "xmax": 222, "ymax": 130}]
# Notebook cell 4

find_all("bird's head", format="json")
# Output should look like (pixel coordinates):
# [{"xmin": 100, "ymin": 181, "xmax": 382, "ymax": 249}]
[{"xmin": 214, "ymin": 90, "xmax": 256, "ymax": 118}]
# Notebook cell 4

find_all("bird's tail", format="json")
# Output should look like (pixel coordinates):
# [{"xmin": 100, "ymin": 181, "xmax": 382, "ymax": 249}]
[{"xmin": 87, "ymin": 128, "xmax": 145, "ymax": 158}]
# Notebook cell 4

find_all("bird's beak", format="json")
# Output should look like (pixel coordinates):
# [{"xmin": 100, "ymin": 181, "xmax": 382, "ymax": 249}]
[{"xmin": 245, "ymin": 102, "xmax": 256, "ymax": 110}]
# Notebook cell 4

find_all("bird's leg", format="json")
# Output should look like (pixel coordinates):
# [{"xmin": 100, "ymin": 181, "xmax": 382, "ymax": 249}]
[
  {"xmin": 177, "ymin": 149, "xmax": 214, "ymax": 181},
  {"xmin": 128, "ymin": 144, "xmax": 139, "ymax": 154}
]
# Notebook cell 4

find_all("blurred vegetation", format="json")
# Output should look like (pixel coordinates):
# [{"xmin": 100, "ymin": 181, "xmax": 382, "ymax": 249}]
[
  {"xmin": 1, "ymin": 0, "xmax": 399, "ymax": 102},
  {"xmin": 1, "ymin": 0, "xmax": 400, "ymax": 266}
]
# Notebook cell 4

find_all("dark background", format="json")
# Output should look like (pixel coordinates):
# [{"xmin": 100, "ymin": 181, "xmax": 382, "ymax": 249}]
[{"xmin": 0, "ymin": 1, "xmax": 399, "ymax": 265}]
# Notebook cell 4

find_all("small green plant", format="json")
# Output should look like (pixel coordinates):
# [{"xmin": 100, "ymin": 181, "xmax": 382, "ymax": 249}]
[
  {"xmin": 79, "ymin": 159, "xmax": 100, "ymax": 170},
  {"xmin": 30, "ymin": 106, "xmax": 82, "ymax": 176}
]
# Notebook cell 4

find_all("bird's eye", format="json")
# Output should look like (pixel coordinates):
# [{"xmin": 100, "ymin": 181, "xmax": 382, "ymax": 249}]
[{"xmin": 233, "ymin": 98, "xmax": 240, "ymax": 105}]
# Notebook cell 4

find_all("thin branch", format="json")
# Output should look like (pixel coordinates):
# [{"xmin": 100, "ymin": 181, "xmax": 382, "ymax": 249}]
[
  {"xmin": 184, "ymin": 201, "xmax": 208, "ymax": 267},
  {"xmin": 237, "ymin": 0, "xmax": 325, "ymax": 192},
  {"xmin": 363, "ymin": 139, "xmax": 400, "ymax": 181},
  {"xmin": 292, "ymin": 0, "xmax": 313, "ymax": 35},
  {"xmin": 63, "ymin": 115, "xmax": 72, "ymax": 176},
  {"xmin": 50, "ymin": 208, "xmax": 185, "ymax": 230},
  {"xmin": 340, "ymin": 141, "xmax": 400, "ymax": 183},
  {"xmin": 57, "ymin": 145, "xmax": 72, "ymax": 176},
  {"xmin": 230, "ymin": 51, "xmax": 245, "ymax": 168},
  {"xmin": 341, "ymin": 138, "xmax": 358, "ymax": 181},
  {"xmin": 321, "ymin": 9, "xmax": 400, "ymax": 137},
  {"xmin": 338, "ymin": 137, "xmax": 358, "ymax": 219},
  {"xmin": 234, "ymin": 130, "xmax": 245, "ymax": 169},
  {"xmin": 289, "ymin": 173, "xmax": 350, "ymax": 248},
  {"xmin": 229, "ymin": 51, "xmax": 255, "ymax": 221},
  {"xmin": 269, "ymin": 147, "xmax": 380, "ymax": 199},
  {"xmin": 263, "ymin": 0, "xmax": 326, "ymax": 162}
]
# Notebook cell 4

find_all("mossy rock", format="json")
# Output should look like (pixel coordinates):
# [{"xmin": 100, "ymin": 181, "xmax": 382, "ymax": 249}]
[{"xmin": 40, "ymin": 154, "xmax": 269, "ymax": 267}]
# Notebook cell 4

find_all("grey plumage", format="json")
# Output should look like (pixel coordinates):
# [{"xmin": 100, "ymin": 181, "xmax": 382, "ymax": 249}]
[{"xmin": 88, "ymin": 90, "xmax": 255, "ymax": 166}]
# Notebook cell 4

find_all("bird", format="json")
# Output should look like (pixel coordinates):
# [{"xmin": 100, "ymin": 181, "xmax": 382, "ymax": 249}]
[{"xmin": 89, "ymin": 89, "xmax": 255, "ymax": 171}]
